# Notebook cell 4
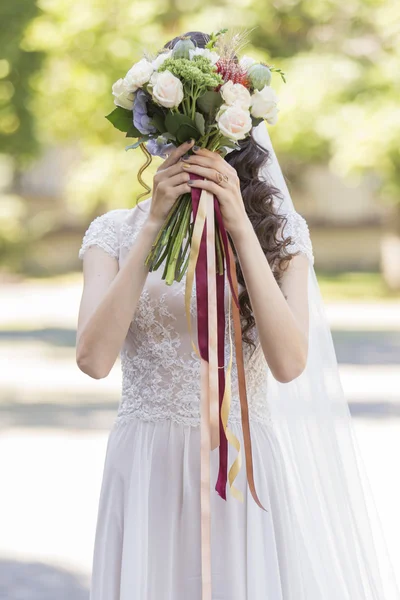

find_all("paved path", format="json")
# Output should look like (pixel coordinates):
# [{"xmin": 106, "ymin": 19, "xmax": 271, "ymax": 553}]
[{"xmin": 0, "ymin": 279, "xmax": 399, "ymax": 598}]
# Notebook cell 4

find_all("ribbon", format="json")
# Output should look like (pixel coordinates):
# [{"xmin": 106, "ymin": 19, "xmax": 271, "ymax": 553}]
[
  {"xmin": 226, "ymin": 239, "xmax": 267, "ymax": 513},
  {"xmin": 184, "ymin": 179, "xmax": 267, "ymax": 600},
  {"xmin": 135, "ymin": 143, "xmax": 152, "ymax": 203},
  {"xmin": 206, "ymin": 191, "xmax": 220, "ymax": 450}
]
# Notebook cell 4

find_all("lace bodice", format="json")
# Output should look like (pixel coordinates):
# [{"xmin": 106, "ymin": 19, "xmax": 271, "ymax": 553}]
[{"xmin": 78, "ymin": 198, "xmax": 314, "ymax": 428}]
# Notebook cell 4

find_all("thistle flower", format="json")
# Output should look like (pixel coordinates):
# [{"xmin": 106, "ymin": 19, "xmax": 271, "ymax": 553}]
[{"xmin": 215, "ymin": 58, "xmax": 250, "ymax": 89}]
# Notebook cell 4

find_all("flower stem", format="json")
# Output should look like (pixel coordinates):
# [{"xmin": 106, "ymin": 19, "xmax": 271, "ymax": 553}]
[{"xmin": 164, "ymin": 194, "xmax": 192, "ymax": 285}]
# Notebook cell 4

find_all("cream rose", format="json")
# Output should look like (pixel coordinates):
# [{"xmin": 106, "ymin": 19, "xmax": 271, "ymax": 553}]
[
  {"xmin": 250, "ymin": 86, "xmax": 279, "ymax": 124},
  {"xmin": 112, "ymin": 78, "xmax": 135, "ymax": 110},
  {"xmin": 216, "ymin": 104, "xmax": 252, "ymax": 141},
  {"xmin": 150, "ymin": 70, "xmax": 184, "ymax": 109},
  {"xmin": 220, "ymin": 81, "xmax": 251, "ymax": 110},
  {"xmin": 152, "ymin": 50, "xmax": 172, "ymax": 70},
  {"xmin": 124, "ymin": 58, "xmax": 154, "ymax": 92}
]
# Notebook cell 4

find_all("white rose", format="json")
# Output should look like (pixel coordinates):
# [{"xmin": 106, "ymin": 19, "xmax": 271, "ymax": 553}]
[
  {"xmin": 220, "ymin": 81, "xmax": 251, "ymax": 110},
  {"xmin": 250, "ymin": 86, "xmax": 279, "ymax": 123},
  {"xmin": 152, "ymin": 50, "xmax": 172, "ymax": 70},
  {"xmin": 124, "ymin": 58, "xmax": 154, "ymax": 92},
  {"xmin": 239, "ymin": 55, "xmax": 256, "ymax": 71},
  {"xmin": 150, "ymin": 70, "xmax": 184, "ymax": 108},
  {"xmin": 189, "ymin": 47, "xmax": 220, "ymax": 65},
  {"xmin": 216, "ymin": 104, "xmax": 252, "ymax": 141},
  {"xmin": 112, "ymin": 78, "xmax": 135, "ymax": 110}
]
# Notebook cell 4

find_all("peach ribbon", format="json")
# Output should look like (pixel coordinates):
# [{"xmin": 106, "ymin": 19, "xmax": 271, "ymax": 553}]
[{"xmin": 206, "ymin": 191, "xmax": 220, "ymax": 451}]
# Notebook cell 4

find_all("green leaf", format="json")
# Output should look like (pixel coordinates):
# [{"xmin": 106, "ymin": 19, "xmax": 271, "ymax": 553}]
[
  {"xmin": 126, "ymin": 123, "xmax": 142, "ymax": 138},
  {"xmin": 196, "ymin": 91, "xmax": 223, "ymax": 116},
  {"xmin": 125, "ymin": 136, "xmax": 149, "ymax": 151},
  {"xmin": 269, "ymin": 66, "xmax": 287, "ymax": 84},
  {"xmin": 150, "ymin": 112, "xmax": 167, "ymax": 133},
  {"xmin": 165, "ymin": 112, "xmax": 196, "ymax": 136},
  {"xmin": 176, "ymin": 124, "xmax": 200, "ymax": 144},
  {"xmin": 162, "ymin": 132, "xmax": 177, "ymax": 141},
  {"xmin": 218, "ymin": 136, "xmax": 241, "ymax": 150},
  {"xmin": 251, "ymin": 116, "xmax": 264, "ymax": 128},
  {"xmin": 194, "ymin": 112, "xmax": 205, "ymax": 136},
  {"xmin": 105, "ymin": 107, "xmax": 133, "ymax": 133}
]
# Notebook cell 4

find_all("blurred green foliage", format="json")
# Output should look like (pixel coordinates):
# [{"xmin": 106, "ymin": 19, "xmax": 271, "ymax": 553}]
[
  {"xmin": 0, "ymin": 0, "xmax": 400, "ymax": 218},
  {"xmin": 317, "ymin": 271, "xmax": 400, "ymax": 302},
  {"xmin": 0, "ymin": 0, "xmax": 43, "ymax": 159}
]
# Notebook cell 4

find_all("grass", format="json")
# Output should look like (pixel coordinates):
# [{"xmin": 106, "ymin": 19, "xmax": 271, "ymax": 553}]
[
  {"xmin": 2, "ymin": 270, "xmax": 400, "ymax": 303},
  {"xmin": 316, "ymin": 271, "xmax": 400, "ymax": 302}
]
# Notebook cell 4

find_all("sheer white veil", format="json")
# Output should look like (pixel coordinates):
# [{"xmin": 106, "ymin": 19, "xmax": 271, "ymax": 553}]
[{"xmin": 251, "ymin": 121, "xmax": 400, "ymax": 598}]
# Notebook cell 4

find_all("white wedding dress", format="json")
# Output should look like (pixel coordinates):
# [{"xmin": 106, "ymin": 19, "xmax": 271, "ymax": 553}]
[{"xmin": 78, "ymin": 196, "xmax": 318, "ymax": 600}]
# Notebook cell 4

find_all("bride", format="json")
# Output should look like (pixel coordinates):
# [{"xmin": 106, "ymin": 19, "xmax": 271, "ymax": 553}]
[{"xmin": 76, "ymin": 30, "xmax": 399, "ymax": 600}]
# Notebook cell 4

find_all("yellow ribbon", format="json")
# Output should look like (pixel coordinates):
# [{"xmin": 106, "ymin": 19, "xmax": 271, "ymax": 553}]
[
  {"xmin": 220, "ymin": 285, "xmax": 244, "ymax": 502},
  {"xmin": 185, "ymin": 190, "xmax": 207, "ymax": 359}
]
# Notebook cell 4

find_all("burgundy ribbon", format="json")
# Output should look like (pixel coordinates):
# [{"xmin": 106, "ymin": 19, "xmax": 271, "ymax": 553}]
[{"xmin": 190, "ymin": 175, "xmax": 228, "ymax": 500}]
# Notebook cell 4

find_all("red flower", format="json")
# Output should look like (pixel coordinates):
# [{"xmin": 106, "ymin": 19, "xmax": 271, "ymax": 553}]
[{"xmin": 215, "ymin": 58, "xmax": 250, "ymax": 91}]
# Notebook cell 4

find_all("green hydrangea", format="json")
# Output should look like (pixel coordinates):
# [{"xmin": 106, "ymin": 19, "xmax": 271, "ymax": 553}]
[
  {"xmin": 191, "ymin": 55, "xmax": 219, "ymax": 73},
  {"xmin": 158, "ymin": 57, "xmax": 223, "ymax": 89}
]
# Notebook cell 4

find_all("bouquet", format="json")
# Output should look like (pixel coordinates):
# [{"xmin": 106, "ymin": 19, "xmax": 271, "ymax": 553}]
[{"xmin": 106, "ymin": 28, "xmax": 284, "ymax": 285}]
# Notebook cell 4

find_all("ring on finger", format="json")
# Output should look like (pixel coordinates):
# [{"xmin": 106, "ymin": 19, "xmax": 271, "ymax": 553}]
[{"xmin": 216, "ymin": 171, "xmax": 229, "ymax": 184}]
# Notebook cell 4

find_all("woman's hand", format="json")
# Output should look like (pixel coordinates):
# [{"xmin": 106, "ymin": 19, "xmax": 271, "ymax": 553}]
[
  {"xmin": 181, "ymin": 146, "xmax": 250, "ymax": 239},
  {"xmin": 148, "ymin": 139, "xmax": 195, "ymax": 226}
]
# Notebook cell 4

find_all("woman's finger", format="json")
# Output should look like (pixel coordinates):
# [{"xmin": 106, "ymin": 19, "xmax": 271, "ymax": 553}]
[
  {"xmin": 167, "ymin": 171, "xmax": 192, "ymax": 188},
  {"xmin": 174, "ymin": 182, "xmax": 192, "ymax": 196},
  {"xmin": 161, "ymin": 139, "xmax": 195, "ymax": 169},
  {"xmin": 155, "ymin": 160, "xmax": 187, "ymax": 183},
  {"xmin": 187, "ymin": 177, "xmax": 223, "ymax": 197},
  {"xmin": 181, "ymin": 154, "xmax": 229, "ymax": 173},
  {"xmin": 181, "ymin": 163, "xmax": 230, "ymax": 187},
  {"xmin": 191, "ymin": 147, "xmax": 218, "ymax": 160}
]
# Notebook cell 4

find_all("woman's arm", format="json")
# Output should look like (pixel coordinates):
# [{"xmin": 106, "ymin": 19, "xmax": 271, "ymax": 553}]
[
  {"xmin": 180, "ymin": 145, "xmax": 310, "ymax": 384},
  {"xmin": 231, "ymin": 219, "xmax": 309, "ymax": 383},
  {"xmin": 76, "ymin": 216, "xmax": 163, "ymax": 379},
  {"xmin": 76, "ymin": 140, "xmax": 194, "ymax": 379}
]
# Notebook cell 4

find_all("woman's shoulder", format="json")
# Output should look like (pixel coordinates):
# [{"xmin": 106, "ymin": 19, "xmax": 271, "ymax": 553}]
[
  {"xmin": 280, "ymin": 210, "xmax": 314, "ymax": 265},
  {"xmin": 78, "ymin": 203, "xmax": 147, "ymax": 261}
]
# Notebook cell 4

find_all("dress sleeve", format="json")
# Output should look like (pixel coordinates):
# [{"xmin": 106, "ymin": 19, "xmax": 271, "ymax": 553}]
[
  {"xmin": 283, "ymin": 211, "xmax": 314, "ymax": 265},
  {"xmin": 78, "ymin": 211, "xmax": 119, "ymax": 260}
]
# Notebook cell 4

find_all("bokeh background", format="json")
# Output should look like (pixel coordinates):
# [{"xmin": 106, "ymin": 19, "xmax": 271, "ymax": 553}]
[{"xmin": 1, "ymin": 0, "xmax": 400, "ymax": 597}]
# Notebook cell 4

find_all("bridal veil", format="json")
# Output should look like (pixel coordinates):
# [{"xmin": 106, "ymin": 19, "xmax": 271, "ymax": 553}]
[{"xmin": 251, "ymin": 120, "xmax": 400, "ymax": 599}]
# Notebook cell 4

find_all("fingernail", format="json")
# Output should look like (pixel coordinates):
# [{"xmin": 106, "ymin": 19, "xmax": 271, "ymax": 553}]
[
  {"xmin": 182, "ymin": 163, "xmax": 190, "ymax": 168},
  {"xmin": 181, "ymin": 155, "xmax": 190, "ymax": 161},
  {"xmin": 193, "ymin": 145, "xmax": 200, "ymax": 152},
  {"xmin": 188, "ymin": 138, "xmax": 195, "ymax": 144},
  {"xmin": 187, "ymin": 180, "xmax": 195, "ymax": 185}
]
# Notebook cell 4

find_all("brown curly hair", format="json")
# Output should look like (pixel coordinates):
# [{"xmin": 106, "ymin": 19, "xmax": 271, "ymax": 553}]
[{"xmin": 160, "ymin": 31, "xmax": 298, "ymax": 353}]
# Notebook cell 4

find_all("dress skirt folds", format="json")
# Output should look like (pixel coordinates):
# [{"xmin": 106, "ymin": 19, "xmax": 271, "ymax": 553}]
[
  {"xmin": 79, "ymin": 199, "xmax": 396, "ymax": 600},
  {"xmin": 89, "ymin": 418, "xmax": 302, "ymax": 600}
]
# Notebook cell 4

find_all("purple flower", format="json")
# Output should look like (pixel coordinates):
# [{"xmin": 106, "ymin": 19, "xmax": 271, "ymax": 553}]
[
  {"xmin": 146, "ymin": 136, "xmax": 176, "ymax": 158},
  {"xmin": 133, "ymin": 89, "xmax": 157, "ymax": 135}
]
